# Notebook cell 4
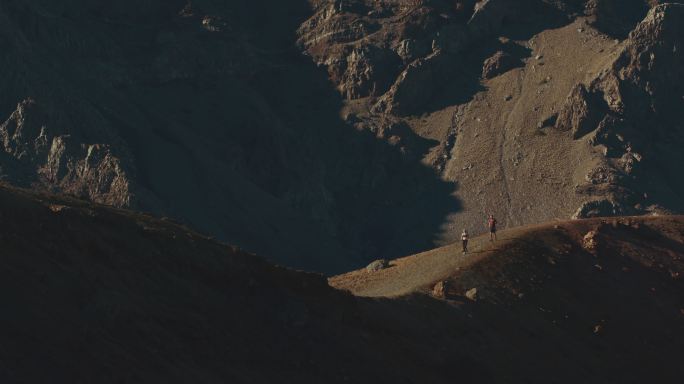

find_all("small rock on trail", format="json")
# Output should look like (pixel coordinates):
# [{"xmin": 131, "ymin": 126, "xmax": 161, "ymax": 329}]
[
  {"xmin": 366, "ymin": 259, "xmax": 389, "ymax": 272},
  {"xmin": 482, "ymin": 51, "xmax": 520, "ymax": 79},
  {"xmin": 582, "ymin": 230, "xmax": 598, "ymax": 251},
  {"xmin": 465, "ymin": 288, "xmax": 478, "ymax": 301},
  {"xmin": 432, "ymin": 280, "xmax": 449, "ymax": 299}
]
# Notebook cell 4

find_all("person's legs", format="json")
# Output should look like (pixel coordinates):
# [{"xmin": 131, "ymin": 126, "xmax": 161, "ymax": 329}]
[{"xmin": 462, "ymin": 240, "xmax": 467, "ymax": 253}]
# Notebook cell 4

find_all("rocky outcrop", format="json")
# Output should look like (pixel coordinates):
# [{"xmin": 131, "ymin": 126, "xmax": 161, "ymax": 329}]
[
  {"xmin": 395, "ymin": 38, "xmax": 432, "ymax": 64},
  {"xmin": 581, "ymin": 229, "xmax": 599, "ymax": 251},
  {"xmin": 465, "ymin": 287, "xmax": 478, "ymax": 301},
  {"xmin": 555, "ymin": 84, "xmax": 607, "ymax": 139},
  {"xmin": 569, "ymin": 3, "xmax": 684, "ymax": 217},
  {"xmin": 585, "ymin": 0, "xmax": 653, "ymax": 37},
  {"xmin": 588, "ymin": 2, "xmax": 683, "ymax": 140},
  {"xmin": 371, "ymin": 12, "xmax": 520, "ymax": 114},
  {"xmin": 366, "ymin": 259, "xmax": 389, "ymax": 272},
  {"xmin": 432, "ymin": 280, "xmax": 450, "ymax": 298},
  {"xmin": 373, "ymin": 51, "xmax": 448, "ymax": 115},
  {"xmin": 0, "ymin": 99, "xmax": 133, "ymax": 207},
  {"xmin": 301, "ymin": 1, "xmax": 637, "ymax": 118},
  {"xmin": 481, "ymin": 50, "xmax": 520, "ymax": 79},
  {"xmin": 339, "ymin": 46, "xmax": 401, "ymax": 99},
  {"xmin": 297, "ymin": 2, "xmax": 391, "ymax": 100},
  {"xmin": 573, "ymin": 199, "xmax": 621, "ymax": 219},
  {"xmin": 299, "ymin": 0, "xmax": 526, "ymax": 115}
]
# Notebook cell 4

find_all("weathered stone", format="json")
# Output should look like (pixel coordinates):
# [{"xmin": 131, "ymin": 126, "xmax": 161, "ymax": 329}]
[
  {"xmin": 582, "ymin": 230, "xmax": 599, "ymax": 251},
  {"xmin": 395, "ymin": 39, "xmax": 431, "ymax": 64},
  {"xmin": 373, "ymin": 51, "xmax": 447, "ymax": 115},
  {"xmin": 555, "ymin": 84, "xmax": 606, "ymax": 139},
  {"xmin": 432, "ymin": 280, "xmax": 449, "ymax": 298},
  {"xmin": 0, "ymin": 99, "xmax": 133, "ymax": 208},
  {"xmin": 300, "ymin": 0, "xmax": 519, "ymax": 109},
  {"xmin": 584, "ymin": 166, "xmax": 615, "ymax": 185},
  {"xmin": 573, "ymin": 200, "xmax": 621, "ymax": 219},
  {"xmin": 465, "ymin": 287, "xmax": 478, "ymax": 301},
  {"xmin": 366, "ymin": 259, "xmax": 389, "ymax": 272},
  {"xmin": 340, "ymin": 46, "xmax": 401, "ymax": 99},
  {"xmin": 482, "ymin": 51, "xmax": 520, "ymax": 79},
  {"xmin": 585, "ymin": 0, "xmax": 650, "ymax": 38}
]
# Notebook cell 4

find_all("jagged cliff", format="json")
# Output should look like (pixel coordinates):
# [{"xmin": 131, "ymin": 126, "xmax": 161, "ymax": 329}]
[
  {"xmin": 560, "ymin": 3, "xmax": 684, "ymax": 218},
  {"xmin": 0, "ymin": 0, "xmax": 460, "ymax": 272},
  {"xmin": 297, "ymin": 0, "xmax": 683, "ymax": 247}
]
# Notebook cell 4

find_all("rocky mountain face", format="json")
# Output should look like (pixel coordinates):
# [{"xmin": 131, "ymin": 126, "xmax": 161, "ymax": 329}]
[
  {"xmin": 297, "ymin": 0, "xmax": 683, "ymax": 247},
  {"xmin": 0, "ymin": 98, "xmax": 131, "ymax": 207},
  {"xmin": 563, "ymin": 3, "xmax": 684, "ymax": 218},
  {"xmin": 299, "ymin": 0, "xmax": 525, "ymax": 115},
  {"xmin": 0, "ymin": 0, "xmax": 681, "ymax": 272},
  {"xmin": 0, "ymin": 0, "xmax": 461, "ymax": 273}
]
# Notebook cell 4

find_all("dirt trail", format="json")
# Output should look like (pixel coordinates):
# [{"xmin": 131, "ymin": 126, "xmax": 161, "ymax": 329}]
[
  {"xmin": 331, "ymin": 224, "xmax": 527, "ymax": 297},
  {"xmin": 330, "ymin": 215, "xmax": 684, "ymax": 298}
]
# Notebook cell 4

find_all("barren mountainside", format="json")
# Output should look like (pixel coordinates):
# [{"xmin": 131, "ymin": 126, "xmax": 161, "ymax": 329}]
[
  {"xmin": 0, "ymin": 0, "xmax": 682, "ymax": 273},
  {"xmin": 301, "ymin": 0, "xmax": 684, "ymax": 245}
]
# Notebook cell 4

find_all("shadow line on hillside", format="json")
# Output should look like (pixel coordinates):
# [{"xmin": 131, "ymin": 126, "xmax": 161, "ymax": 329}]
[
  {"xmin": 236, "ymin": 1, "xmax": 463, "ymax": 272},
  {"xmin": 249, "ymin": 56, "xmax": 462, "ymax": 271},
  {"xmin": 0, "ymin": 0, "xmax": 461, "ymax": 275}
]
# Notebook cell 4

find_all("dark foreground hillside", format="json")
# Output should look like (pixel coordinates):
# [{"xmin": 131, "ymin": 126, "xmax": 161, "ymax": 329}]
[{"xmin": 1, "ymin": 185, "xmax": 683, "ymax": 383}]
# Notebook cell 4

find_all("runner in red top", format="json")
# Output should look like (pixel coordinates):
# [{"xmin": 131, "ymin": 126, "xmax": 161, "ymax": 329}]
[{"xmin": 487, "ymin": 214, "xmax": 497, "ymax": 242}]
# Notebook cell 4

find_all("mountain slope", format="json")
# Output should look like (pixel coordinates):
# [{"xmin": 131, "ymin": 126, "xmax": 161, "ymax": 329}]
[
  {"xmin": 332, "ymin": 215, "xmax": 684, "ymax": 297},
  {"xmin": 0, "ymin": 184, "xmax": 477, "ymax": 383},
  {"xmin": 2, "ymin": 185, "xmax": 683, "ymax": 383},
  {"xmin": 332, "ymin": 214, "xmax": 684, "ymax": 382}
]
